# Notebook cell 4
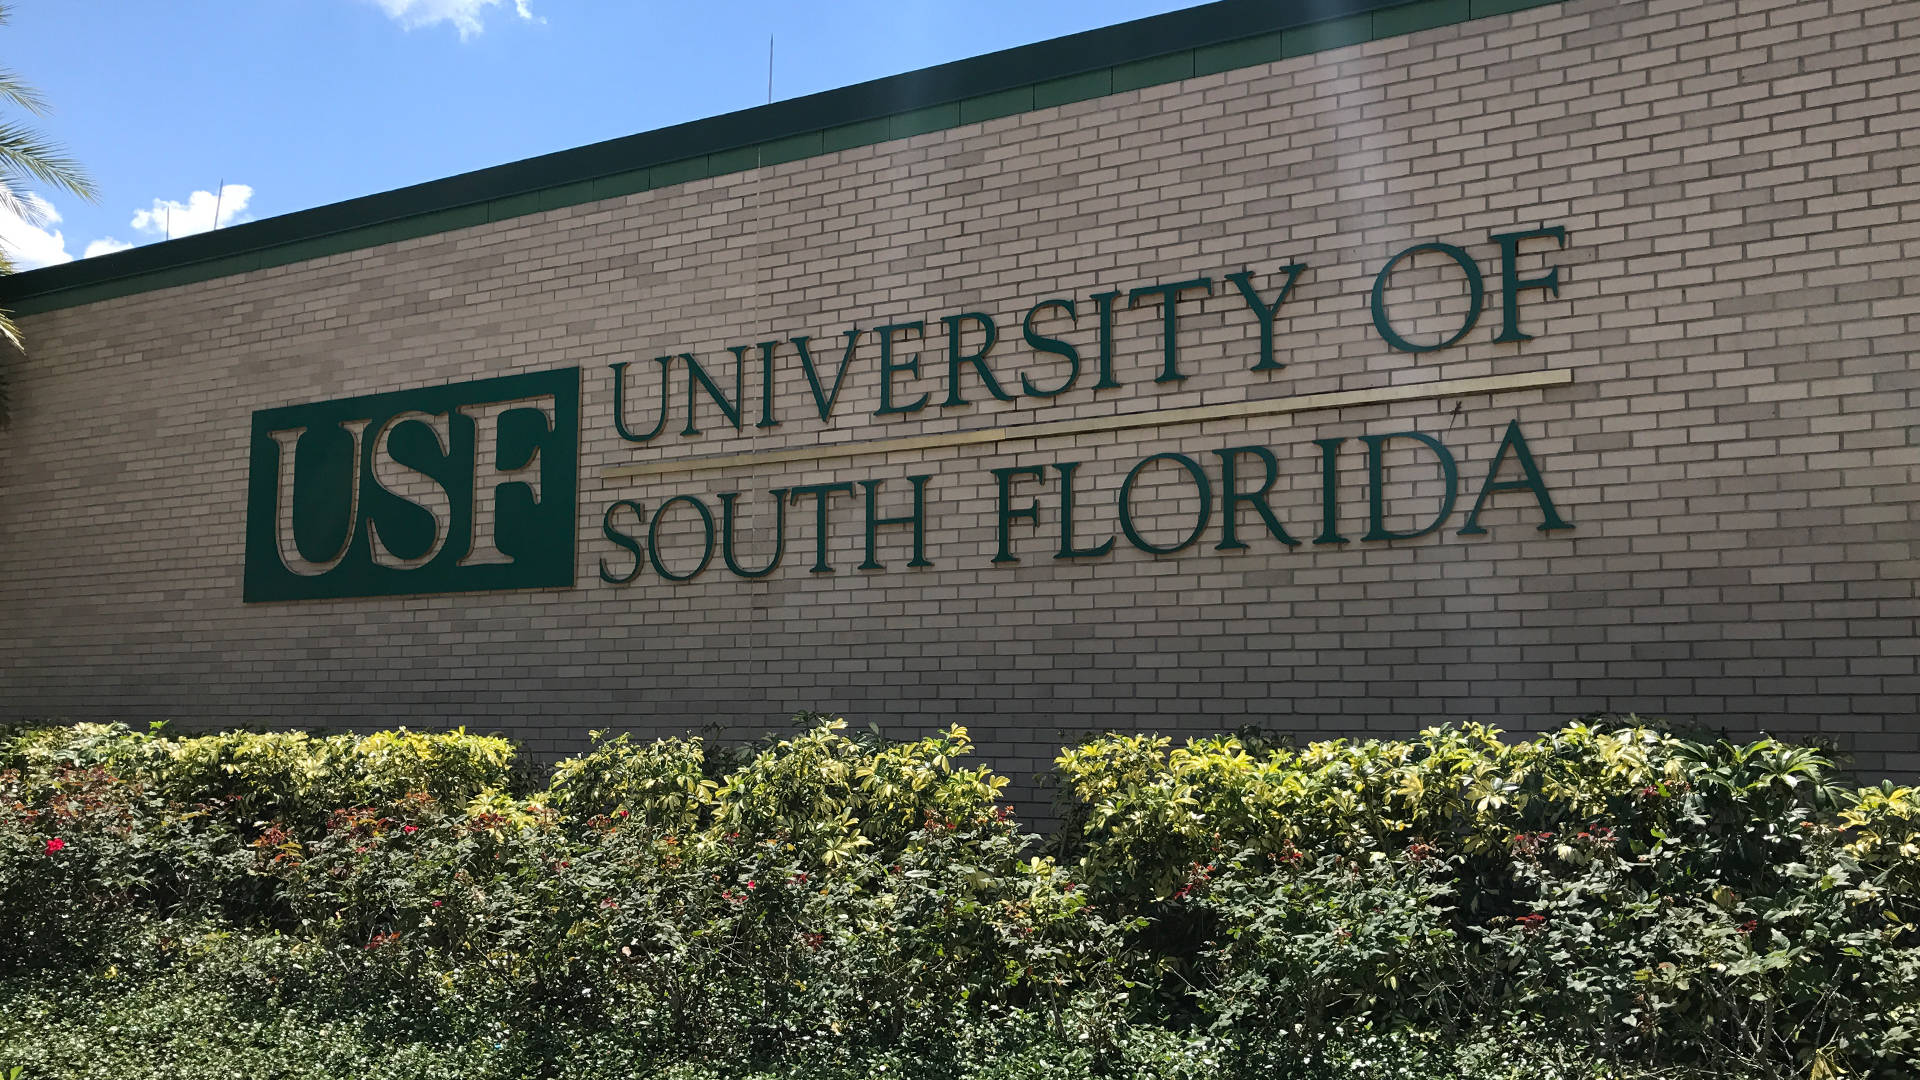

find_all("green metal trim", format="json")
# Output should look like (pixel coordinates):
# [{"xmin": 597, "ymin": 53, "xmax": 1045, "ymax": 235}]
[
  {"xmin": 707, "ymin": 145, "xmax": 762, "ymax": 176},
  {"xmin": 958, "ymin": 87, "xmax": 1035, "ymax": 125},
  {"xmin": 1375, "ymin": 0, "xmax": 1469, "ymax": 38},
  {"xmin": 890, "ymin": 103, "xmax": 961, "ymax": 140},
  {"xmin": 1282, "ymin": 14, "xmax": 1374, "ymax": 57},
  {"xmin": 1193, "ymin": 31, "xmax": 1289, "ymax": 78},
  {"xmin": 820, "ymin": 116, "xmax": 892, "ymax": 155},
  {"xmin": 758, "ymin": 132, "xmax": 825, "ymax": 167},
  {"xmin": 2, "ymin": 0, "xmax": 1568, "ymax": 316},
  {"xmin": 1113, "ymin": 53, "xmax": 1197, "ymax": 94},
  {"xmin": 590, "ymin": 171, "xmax": 653, "ymax": 202},
  {"xmin": 1033, "ymin": 70, "xmax": 1113, "ymax": 110}
]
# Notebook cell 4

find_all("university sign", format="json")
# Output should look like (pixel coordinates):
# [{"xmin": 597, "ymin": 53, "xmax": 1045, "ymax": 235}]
[
  {"xmin": 244, "ymin": 227, "xmax": 1573, "ymax": 602},
  {"xmin": 244, "ymin": 369, "xmax": 580, "ymax": 602}
]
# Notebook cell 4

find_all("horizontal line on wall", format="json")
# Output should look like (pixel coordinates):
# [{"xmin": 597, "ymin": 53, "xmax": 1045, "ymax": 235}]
[{"xmin": 599, "ymin": 368, "xmax": 1572, "ymax": 480}]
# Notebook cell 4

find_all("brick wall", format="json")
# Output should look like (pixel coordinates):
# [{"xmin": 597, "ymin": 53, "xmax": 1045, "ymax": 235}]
[{"xmin": 2, "ymin": 0, "xmax": 1915, "ymax": 805}]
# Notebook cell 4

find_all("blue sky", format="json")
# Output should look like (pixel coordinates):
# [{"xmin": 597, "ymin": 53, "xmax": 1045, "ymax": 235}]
[{"xmin": 0, "ymin": 0, "xmax": 1200, "ymax": 270}]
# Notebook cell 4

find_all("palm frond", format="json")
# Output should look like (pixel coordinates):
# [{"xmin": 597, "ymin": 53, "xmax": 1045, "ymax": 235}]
[
  {"xmin": 0, "ymin": 121, "xmax": 97, "ymax": 202},
  {"xmin": 0, "ymin": 69, "xmax": 47, "ymax": 116},
  {"xmin": 0, "ymin": 0, "xmax": 95, "ymax": 427}
]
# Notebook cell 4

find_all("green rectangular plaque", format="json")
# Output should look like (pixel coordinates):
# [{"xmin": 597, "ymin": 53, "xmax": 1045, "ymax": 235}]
[{"xmin": 244, "ymin": 368, "xmax": 580, "ymax": 602}]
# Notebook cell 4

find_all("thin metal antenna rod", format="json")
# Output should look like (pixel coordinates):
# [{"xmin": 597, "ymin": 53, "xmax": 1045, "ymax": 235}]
[
  {"xmin": 211, "ymin": 179, "xmax": 224, "ymax": 234},
  {"xmin": 767, "ymin": 35, "xmax": 774, "ymax": 103}
]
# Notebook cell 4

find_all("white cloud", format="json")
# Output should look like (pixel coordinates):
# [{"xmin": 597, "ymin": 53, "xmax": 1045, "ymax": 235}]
[
  {"xmin": 0, "ymin": 184, "xmax": 257, "ymax": 270},
  {"xmin": 369, "ymin": 0, "xmax": 539, "ymax": 39},
  {"xmin": 130, "ymin": 183, "xmax": 253, "ymax": 240},
  {"xmin": 0, "ymin": 193, "xmax": 74, "ymax": 269}
]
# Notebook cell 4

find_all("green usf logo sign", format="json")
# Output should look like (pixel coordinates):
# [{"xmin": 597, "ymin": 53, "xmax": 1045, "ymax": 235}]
[{"xmin": 244, "ymin": 369, "xmax": 580, "ymax": 602}]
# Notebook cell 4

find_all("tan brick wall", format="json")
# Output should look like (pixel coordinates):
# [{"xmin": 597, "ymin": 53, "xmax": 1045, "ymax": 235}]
[{"xmin": 3, "ymin": 0, "xmax": 1916, "ymax": 802}]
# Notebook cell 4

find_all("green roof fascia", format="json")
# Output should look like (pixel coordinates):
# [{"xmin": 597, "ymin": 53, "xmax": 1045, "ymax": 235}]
[{"xmin": 2, "ymin": 0, "xmax": 1567, "ymax": 316}]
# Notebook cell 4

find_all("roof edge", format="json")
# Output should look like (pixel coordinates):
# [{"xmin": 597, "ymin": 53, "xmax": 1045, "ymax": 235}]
[{"xmin": 1, "ymin": 0, "xmax": 1564, "ymax": 315}]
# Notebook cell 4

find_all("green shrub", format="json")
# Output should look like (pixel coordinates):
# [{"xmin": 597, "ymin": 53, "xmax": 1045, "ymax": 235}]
[
  {"xmin": 1052, "ymin": 722, "xmax": 1692, "ymax": 902},
  {"xmin": 0, "ymin": 765, "xmax": 253, "ymax": 972},
  {"xmin": 546, "ymin": 730, "xmax": 714, "ymax": 829},
  {"xmin": 3, "ymin": 722, "xmax": 516, "ymax": 831},
  {"xmin": 707, "ymin": 720, "xmax": 1009, "ymax": 860},
  {"xmin": 246, "ymin": 721, "xmax": 1113, "ymax": 1070},
  {"xmin": 2, "ymin": 716, "xmax": 1917, "ymax": 1079}
]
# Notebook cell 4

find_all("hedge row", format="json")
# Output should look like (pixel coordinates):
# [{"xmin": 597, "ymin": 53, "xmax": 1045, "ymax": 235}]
[{"xmin": 2, "ymin": 718, "xmax": 1917, "ymax": 1079}]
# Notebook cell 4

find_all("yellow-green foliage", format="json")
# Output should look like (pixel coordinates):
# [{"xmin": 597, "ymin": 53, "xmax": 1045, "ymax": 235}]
[
  {"xmin": 1055, "ymin": 721, "xmax": 1688, "ymax": 899},
  {"xmin": 1842, "ymin": 783, "xmax": 1920, "ymax": 885},
  {"xmin": 1, "ymin": 722, "xmax": 515, "ymax": 824},
  {"xmin": 546, "ymin": 731, "xmax": 715, "ymax": 831},
  {"xmin": 711, "ymin": 720, "xmax": 1007, "ymax": 860},
  {"xmin": 543, "ymin": 719, "xmax": 1009, "ymax": 861},
  {"xmin": 461, "ymin": 788, "xmax": 562, "ymax": 834},
  {"xmin": 162, "ymin": 727, "xmax": 515, "ymax": 821},
  {"xmin": 349, "ymin": 728, "xmax": 517, "ymax": 805},
  {"xmin": 4, "ymin": 722, "xmax": 172, "ymax": 778},
  {"xmin": 1845, "ymin": 786, "xmax": 1920, "ymax": 854}
]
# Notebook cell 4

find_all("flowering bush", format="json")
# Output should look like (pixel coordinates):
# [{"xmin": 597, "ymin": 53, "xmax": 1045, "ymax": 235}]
[
  {"xmin": 0, "ymin": 763, "xmax": 253, "ymax": 973},
  {"xmin": 1056, "ymin": 722, "xmax": 1919, "ymax": 1078},
  {"xmin": 0, "ymin": 716, "xmax": 1915, "ymax": 1079}
]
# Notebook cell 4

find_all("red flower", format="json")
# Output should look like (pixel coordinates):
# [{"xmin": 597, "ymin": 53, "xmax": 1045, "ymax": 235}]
[
  {"xmin": 403, "ymin": 825, "xmax": 418, "ymax": 834},
  {"xmin": 746, "ymin": 880, "xmax": 756, "ymax": 890},
  {"xmin": 44, "ymin": 838, "xmax": 65, "ymax": 855},
  {"xmin": 1516, "ymin": 914, "xmax": 1547, "ymax": 930}
]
